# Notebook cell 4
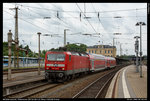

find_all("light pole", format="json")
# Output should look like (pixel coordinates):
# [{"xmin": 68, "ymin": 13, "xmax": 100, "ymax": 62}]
[
  {"xmin": 135, "ymin": 22, "xmax": 146, "ymax": 78},
  {"xmin": 113, "ymin": 38, "xmax": 115, "ymax": 57},
  {"xmin": 112, "ymin": 38, "xmax": 118, "ymax": 57},
  {"xmin": 134, "ymin": 36, "xmax": 140, "ymax": 72},
  {"xmin": 113, "ymin": 16, "xmax": 122, "ymax": 57},
  {"xmin": 113, "ymin": 32, "xmax": 121, "ymax": 57},
  {"xmin": 120, "ymin": 43, "xmax": 122, "ymax": 56},
  {"xmin": 37, "ymin": 32, "xmax": 41, "ymax": 75},
  {"xmin": 64, "ymin": 29, "xmax": 69, "ymax": 47}
]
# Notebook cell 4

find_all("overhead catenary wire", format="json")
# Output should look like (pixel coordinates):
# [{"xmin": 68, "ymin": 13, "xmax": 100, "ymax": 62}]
[
  {"xmin": 13, "ymin": 4, "xmax": 72, "ymax": 34},
  {"xmin": 5, "ymin": 5, "xmax": 146, "ymax": 19},
  {"xmin": 11, "ymin": 4, "xmax": 147, "ymax": 35},
  {"xmin": 11, "ymin": 4, "xmax": 146, "ymax": 13},
  {"xmin": 4, "ymin": 9, "xmax": 63, "ymax": 49},
  {"xmin": 50, "ymin": 3, "xmax": 91, "ymax": 37},
  {"xmin": 13, "ymin": 4, "xmax": 73, "ymax": 33},
  {"xmin": 91, "ymin": 3, "xmax": 107, "ymax": 44},
  {"xmin": 4, "ymin": 5, "xmax": 98, "ymax": 44},
  {"xmin": 4, "ymin": 10, "xmax": 58, "ymax": 35},
  {"xmin": 51, "ymin": 3, "xmax": 89, "ymax": 33},
  {"xmin": 3, "ymin": 3, "xmax": 147, "ymax": 55},
  {"xmin": 76, "ymin": 3, "xmax": 98, "ymax": 34}
]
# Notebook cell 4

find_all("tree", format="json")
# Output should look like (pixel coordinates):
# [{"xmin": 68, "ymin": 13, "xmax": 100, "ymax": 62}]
[
  {"xmin": 41, "ymin": 50, "xmax": 48, "ymax": 58},
  {"xmin": 66, "ymin": 44, "xmax": 79, "ymax": 52},
  {"xmin": 79, "ymin": 44, "xmax": 87, "ymax": 53},
  {"xmin": 3, "ymin": 42, "xmax": 8, "ymax": 56},
  {"xmin": 3, "ymin": 42, "xmax": 15, "ymax": 56},
  {"xmin": 65, "ymin": 44, "xmax": 87, "ymax": 53},
  {"xmin": 50, "ymin": 48, "xmax": 58, "ymax": 51},
  {"xmin": 19, "ymin": 45, "xmax": 23, "ymax": 48},
  {"xmin": 3, "ymin": 42, "xmax": 47, "ymax": 58},
  {"xmin": 49, "ymin": 44, "xmax": 87, "ymax": 53}
]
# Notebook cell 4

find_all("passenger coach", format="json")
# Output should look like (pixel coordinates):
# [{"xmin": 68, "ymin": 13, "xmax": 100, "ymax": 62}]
[
  {"xmin": 88, "ymin": 54, "xmax": 106, "ymax": 72},
  {"xmin": 105, "ymin": 56, "xmax": 116, "ymax": 69}
]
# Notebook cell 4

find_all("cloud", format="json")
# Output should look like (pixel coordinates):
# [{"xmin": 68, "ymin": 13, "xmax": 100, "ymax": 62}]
[{"xmin": 3, "ymin": 3, "xmax": 147, "ymax": 55}]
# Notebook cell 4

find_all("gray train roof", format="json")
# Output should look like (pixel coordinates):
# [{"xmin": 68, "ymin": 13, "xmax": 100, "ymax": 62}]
[
  {"xmin": 105, "ymin": 56, "xmax": 116, "ymax": 60},
  {"xmin": 3, "ymin": 56, "xmax": 44, "ymax": 59},
  {"xmin": 88, "ymin": 53, "xmax": 106, "ymax": 60}
]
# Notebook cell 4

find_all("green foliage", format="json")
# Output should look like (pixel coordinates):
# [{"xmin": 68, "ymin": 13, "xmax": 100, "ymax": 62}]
[
  {"xmin": 3, "ymin": 42, "xmax": 15, "ymax": 56},
  {"xmin": 118, "ymin": 55, "xmax": 136, "ymax": 60},
  {"xmin": 3, "ymin": 42, "xmax": 40, "ymax": 58},
  {"xmin": 66, "ymin": 44, "xmax": 79, "ymax": 52},
  {"xmin": 78, "ymin": 44, "xmax": 87, "ymax": 53},
  {"xmin": 65, "ymin": 44, "xmax": 87, "ymax": 53},
  {"xmin": 41, "ymin": 50, "xmax": 48, "ymax": 58},
  {"xmin": 49, "ymin": 44, "xmax": 87, "ymax": 53},
  {"xmin": 3, "ymin": 42, "xmax": 87, "ymax": 58},
  {"xmin": 3, "ymin": 42, "xmax": 8, "ymax": 56}
]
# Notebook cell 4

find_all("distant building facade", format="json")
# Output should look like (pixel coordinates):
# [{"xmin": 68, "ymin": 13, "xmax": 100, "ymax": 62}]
[{"xmin": 86, "ymin": 45, "xmax": 117, "ymax": 57}]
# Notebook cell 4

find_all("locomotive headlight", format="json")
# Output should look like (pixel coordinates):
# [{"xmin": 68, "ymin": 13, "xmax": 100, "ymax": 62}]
[
  {"xmin": 62, "ymin": 68, "xmax": 64, "ymax": 70},
  {"xmin": 46, "ymin": 67, "xmax": 49, "ymax": 70}
]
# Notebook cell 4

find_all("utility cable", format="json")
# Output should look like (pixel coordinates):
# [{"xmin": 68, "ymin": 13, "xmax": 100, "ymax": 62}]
[{"xmin": 76, "ymin": 3, "xmax": 98, "ymax": 34}]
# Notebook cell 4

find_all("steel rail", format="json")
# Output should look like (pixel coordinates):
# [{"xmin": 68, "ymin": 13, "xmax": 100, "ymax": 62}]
[
  {"xmin": 95, "ymin": 71, "xmax": 116, "ymax": 98},
  {"xmin": 22, "ymin": 84, "xmax": 59, "ymax": 98},
  {"xmin": 3, "ymin": 82, "xmax": 58, "ymax": 98},
  {"xmin": 72, "ymin": 67, "xmax": 121, "ymax": 98},
  {"xmin": 3, "ymin": 82, "xmax": 49, "ymax": 98}
]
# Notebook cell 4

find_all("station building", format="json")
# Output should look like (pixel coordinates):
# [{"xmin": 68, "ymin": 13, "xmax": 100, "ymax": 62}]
[{"xmin": 86, "ymin": 45, "xmax": 117, "ymax": 57}]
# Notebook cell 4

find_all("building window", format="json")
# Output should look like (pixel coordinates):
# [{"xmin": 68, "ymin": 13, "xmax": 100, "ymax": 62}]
[
  {"xmin": 92, "ymin": 50, "xmax": 93, "ymax": 53},
  {"xmin": 108, "ymin": 50, "xmax": 109, "ymax": 53},
  {"xmin": 100, "ymin": 50, "xmax": 101, "ymax": 53},
  {"xmin": 111, "ymin": 51, "xmax": 112, "ymax": 53},
  {"xmin": 95, "ymin": 50, "xmax": 96, "ymax": 53},
  {"xmin": 89, "ymin": 50, "xmax": 90, "ymax": 53},
  {"xmin": 105, "ymin": 50, "xmax": 106, "ymax": 53}
]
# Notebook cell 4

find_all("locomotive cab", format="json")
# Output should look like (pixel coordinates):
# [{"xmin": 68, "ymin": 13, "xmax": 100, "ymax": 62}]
[
  {"xmin": 45, "ymin": 51, "xmax": 90, "ymax": 82},
  {"xmin": 45, "ymin": 51, "xmax": 69, "ymax": 82}
]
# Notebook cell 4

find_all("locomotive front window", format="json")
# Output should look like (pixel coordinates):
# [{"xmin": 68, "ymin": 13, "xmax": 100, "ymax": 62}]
[
  {"xmin": 47, "ymin": 54, "xmax": 56, "ymax": 61},
  {"xmin": 56, "ymin": 54, "xmax": 65, "ymax": 61},
  {"xmin": 47, "ymin": 54, "xmax": 65, "ymax": 61}
]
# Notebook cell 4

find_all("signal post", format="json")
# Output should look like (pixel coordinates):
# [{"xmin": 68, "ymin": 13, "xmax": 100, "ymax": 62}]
[
  {"xmin": 7, "ymin": 30, "xmax": 12, "ymax": 80},
  {"xmin": 134, "ymin": 36, "xmax": 140, "ymax": 73}
]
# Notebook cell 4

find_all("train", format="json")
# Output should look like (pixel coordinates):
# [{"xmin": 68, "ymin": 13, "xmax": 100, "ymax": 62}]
[
  {"xmin": 45, "ymin": 51, "xmax": 116, "ymax": 82},
  {"xmin": 3, "ymin": 56, "xmax": 44, "ymax": 68}
]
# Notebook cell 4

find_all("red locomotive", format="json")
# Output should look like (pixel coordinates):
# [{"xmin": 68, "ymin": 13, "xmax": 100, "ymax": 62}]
[{"xmin": 45, "ymin": 51, "xmax": 116, "ymax": 82}]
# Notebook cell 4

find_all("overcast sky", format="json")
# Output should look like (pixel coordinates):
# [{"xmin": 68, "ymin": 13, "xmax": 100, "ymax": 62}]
[{"xmin": 3, "ymin": 3, "xmax": 147, "ymax": 56}]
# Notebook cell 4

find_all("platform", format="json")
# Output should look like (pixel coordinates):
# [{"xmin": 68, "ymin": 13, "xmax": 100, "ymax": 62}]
[
  {"xmin": 3, "ymin": 71, "xmax": 45, "ymax": 88},
  {"xmin": 106, "ymin": 65, "xmax": 147, "ymax": 98}
]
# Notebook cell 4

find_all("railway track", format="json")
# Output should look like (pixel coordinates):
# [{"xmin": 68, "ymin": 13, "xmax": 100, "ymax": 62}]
[
  {"xmin": 3, "ymin": 63, "xmax": 130, "ymax": 98},
  {"xmin": 72, "ymin": 66, "xmax": 122, "ymax": 98},
  {"xmin": 3, "ymin": 82, "xmax": 59, "ymax": 98},
  {"xmin": 3, "ymin": 68, "xmax": 44, "ymax": 75}
]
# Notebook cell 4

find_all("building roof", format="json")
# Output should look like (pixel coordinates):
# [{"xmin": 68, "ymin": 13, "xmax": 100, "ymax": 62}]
[{"xmin": 87, "ymin": 45, "xmax": 116, "ymax": 48}]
